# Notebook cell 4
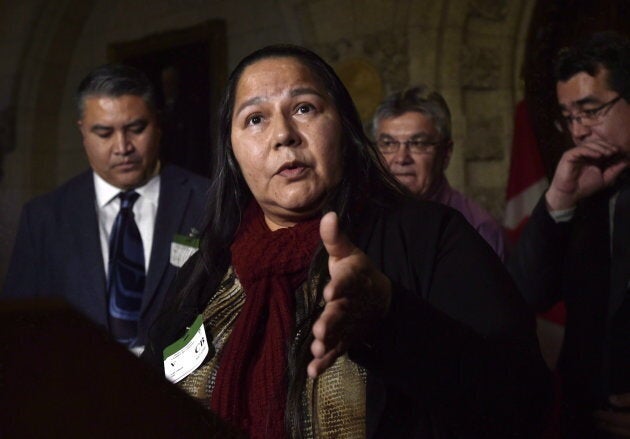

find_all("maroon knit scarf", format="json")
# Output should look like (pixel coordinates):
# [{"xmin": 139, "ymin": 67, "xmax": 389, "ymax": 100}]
[{"xmin": 211, "ymin": 202, "xmax": 321, "ymax": 438}]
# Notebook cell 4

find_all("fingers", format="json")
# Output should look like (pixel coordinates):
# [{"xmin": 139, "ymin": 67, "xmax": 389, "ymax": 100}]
[
  {"xmin": 563, "ymin": 142, "xmax": 621, "ymax": 166},
  {"xmin": 307, "ymin": 344, "xmax": 343, "ymax": 378},
  {"xmin": 314, "ymin": 212, "xmax": 357, "ymax": 378},
  {"xmin": 311, "ymin": 211, "xmax": 391, "ymax": 378},
  {"xmin": 310, "ymin": 214, "xmax": 362, "ymax": 378},
  {"xmin": 312, "ymin": 298, "xmax": 348, "ymax": 353},
  {"xmin": 594, "ymin": 409, "xmax": 630, "ymax": 437},
  {"xmin": 579, "ymin": 138, "xmax": 624, "ymax": 153},
  {"xmin": 309, "ymin": 298, "xmax": 349, "ymax": 377},
  {"xmin": 579, "ymin": 140, "xmax": 619, "ymax": 154},
  {"xmin": 547, "ymin": 143, "xmax": 629, "ymax": 211},
  {"xmin": 568, "ymin": 142, "xmax": 630, "ymax": 174}
]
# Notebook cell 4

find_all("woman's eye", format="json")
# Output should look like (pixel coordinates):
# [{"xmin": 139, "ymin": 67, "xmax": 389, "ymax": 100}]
[
  {"xmin": 247, "ymin": 115, "xmax": 262, "ymax": 125},
  {"xmin": 297, "ymin": 104, "xmax": 314, "ymax": 114}
]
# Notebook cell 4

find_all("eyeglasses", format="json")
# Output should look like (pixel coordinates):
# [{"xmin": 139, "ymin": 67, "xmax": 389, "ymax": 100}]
[
  {"xmin": 377, "ymin": 138, "xmax": 441, "ymax": 154},
  {"xmin": 557, "ymin": 95, "xmax": 622, "ymax": 131}
]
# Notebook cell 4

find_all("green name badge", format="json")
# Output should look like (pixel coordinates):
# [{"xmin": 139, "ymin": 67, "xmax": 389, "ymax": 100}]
[
  {"xmin": 163, "ymin": 314, "xmax": 209, "ymax": 383},
  {"xmin": 170, "ymin": 233, "xmax": 200, "ymax": 268}
]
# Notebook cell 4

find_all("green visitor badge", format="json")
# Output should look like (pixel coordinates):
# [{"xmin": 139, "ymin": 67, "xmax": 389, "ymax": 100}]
[
  {"xmin": 170, "ymin": 232, "xmax": 200, "ymax": 268},
  {"xmin": 163, "ymin": 314, "xmax": 209, "ymax": 383}
]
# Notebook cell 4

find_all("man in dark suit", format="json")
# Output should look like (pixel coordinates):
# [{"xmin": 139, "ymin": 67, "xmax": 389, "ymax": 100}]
[
  {"xmin": 509, "ymin": 32, "xmax": 630, "ymax": 438},
  {"xmin": 3, "ymin": 64, "xmax": 210, "ymax": 351}
]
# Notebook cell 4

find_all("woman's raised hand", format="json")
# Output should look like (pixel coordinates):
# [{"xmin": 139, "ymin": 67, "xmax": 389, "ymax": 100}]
[{"xmin": 308, "ymin": 212, "xmax": 392, "ymax": 378}]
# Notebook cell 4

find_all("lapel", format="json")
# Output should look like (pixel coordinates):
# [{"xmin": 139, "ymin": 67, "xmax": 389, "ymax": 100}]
[
  {"xmin": 575, "ymin": 190, "xmax": 614, "ymax": 320},
  {"xmin": 356, "ymin": 203, "xmax": 387, "ymax": 439},
  {"xmin": 66, "ymin": 171, "xmax": 108, "ymax": 324},
  {"xmin": 143, "ymin": 165, "xmax": 192, "ymax": 311},
  {"xmin": 607, "ymin": 189, "xmax": 630, "ymax": 320}
]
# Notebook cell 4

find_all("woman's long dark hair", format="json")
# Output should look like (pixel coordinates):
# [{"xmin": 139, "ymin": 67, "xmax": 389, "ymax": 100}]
[{"xmin": 174, "ymin": 44, "xmax": 405, "ymax": 437}]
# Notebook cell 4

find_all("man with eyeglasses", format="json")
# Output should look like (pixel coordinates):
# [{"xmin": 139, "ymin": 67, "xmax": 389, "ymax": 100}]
[
  {"xmin": 509, "ymin": 31, "xmax": 630, "ymax": 438},
  {"xmin": 372, "ymin": 85, "xmax": 505, "ymax": 260}
]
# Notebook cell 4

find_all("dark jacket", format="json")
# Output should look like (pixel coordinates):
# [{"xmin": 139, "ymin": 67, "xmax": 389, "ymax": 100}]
[
  {"xmin": 3, "ymin": 164, "xmax": 210, "ymax": 346},
  {"xmin": 508, "ymin": 191, "xmax": 626, "ymax": 437},
  {"xmin": 145, "ymin": 198, "xmax": 550, "ymax": 438}
]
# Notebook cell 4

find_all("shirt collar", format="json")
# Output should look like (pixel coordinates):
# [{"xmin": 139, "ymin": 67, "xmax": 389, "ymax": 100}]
[
  {"xmin": 425, "ymin": 176, "xmax": 450, "ymax": 204},
  {"xmin": 93, "ymin": 170, "xmax": 161, "ymax": 209}
]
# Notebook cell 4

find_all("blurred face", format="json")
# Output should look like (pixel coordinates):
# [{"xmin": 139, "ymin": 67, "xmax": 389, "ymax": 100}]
[
  {"xmin": 231, "ymin": 57, "xmax": 343, "ymax": 230},
  {"xmin": 78, "ymin": 95, "xmax": 161, "ymax": 190},
  {"xmin": 557, "ymin": 68, "xmax": 630, "ymax": 152},
  {"xmin": 376, "ymin": 111, "xmax": 452, "ymax": 198}
]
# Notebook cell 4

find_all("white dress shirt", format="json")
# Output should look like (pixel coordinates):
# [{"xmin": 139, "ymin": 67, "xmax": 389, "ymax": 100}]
[{"xmin": 94, "ymin": 172, "xmax": 160, "ymax": 277}]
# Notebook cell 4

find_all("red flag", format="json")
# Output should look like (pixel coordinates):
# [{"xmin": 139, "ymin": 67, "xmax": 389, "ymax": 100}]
[
  {"xmin": 504, "ymin": 100, "xmax": 565, "ymax": 326},
  {"xmin": 504, "ymin": 100, "xmax": 549, "ymax": 246}
]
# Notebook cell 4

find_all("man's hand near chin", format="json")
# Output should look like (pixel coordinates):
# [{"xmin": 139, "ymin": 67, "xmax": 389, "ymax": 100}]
[{"xmin": 545, "ymin": 141, "xmax": 630, "ymax": 212}]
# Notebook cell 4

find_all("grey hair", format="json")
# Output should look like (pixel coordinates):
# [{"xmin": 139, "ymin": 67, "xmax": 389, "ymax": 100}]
[
  {"xmin": 372, "ymin": 85, "xmax": 452, "ymax": 142},
  {"xmin": 76, "ymin": 63, "xmax": 158, "ymax": 118}
]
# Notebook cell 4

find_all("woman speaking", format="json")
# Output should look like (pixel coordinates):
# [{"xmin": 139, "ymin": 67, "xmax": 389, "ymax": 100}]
[{"xmin": 143, "ymin": 45, "xmax": 549, "ymax": 438}]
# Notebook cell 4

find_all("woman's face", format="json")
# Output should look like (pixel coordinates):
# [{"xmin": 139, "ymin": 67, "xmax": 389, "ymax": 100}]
[{"xmin": 231, "ymin": 56, "xmax": 343, "ymax": 230}]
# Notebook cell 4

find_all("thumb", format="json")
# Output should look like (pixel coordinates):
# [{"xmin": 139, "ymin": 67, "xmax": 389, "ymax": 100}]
[{"xmin": 320, "ymin": 211, "xmax": 354, "ymax": 260}]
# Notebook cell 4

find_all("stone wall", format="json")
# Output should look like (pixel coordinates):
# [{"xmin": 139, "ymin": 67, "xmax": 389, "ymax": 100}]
[
  {"xmin": 269, "ymin": 0, "xmax": 535, "ymax": 219},
  {"xmin": 0, "ymin": 0, "xmax": 535, "ymax": 284}
]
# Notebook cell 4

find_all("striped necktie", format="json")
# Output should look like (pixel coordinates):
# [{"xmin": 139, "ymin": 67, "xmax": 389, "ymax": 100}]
[{"xmin": 107, "ymin": 190, "xmax": 145, "ymax": 346}]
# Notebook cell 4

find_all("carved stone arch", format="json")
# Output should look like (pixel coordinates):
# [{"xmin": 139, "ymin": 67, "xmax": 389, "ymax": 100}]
[
  {"xmin": 284, "ymin": 0, "xmax": 415, "ymax": 128},
  {"xmin": 437, "ymin": 0, "xmax": 536, "ymax": 219},
  {"xmin": 430, "ymin": 0, "xmax": 470, "ymax": 190},
  {"xmin": 14, "ymin": 0, "xmax": 94, "ymax": 196},
  {"xmin": 278, "ymin": 0, "xmax": 537, "ymax": 218}
]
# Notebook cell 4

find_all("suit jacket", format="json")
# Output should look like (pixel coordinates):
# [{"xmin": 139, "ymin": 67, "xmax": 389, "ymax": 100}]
[
  {"xmin": 144, "ymin": 197, "xmax": 550, "ymax": 438},
  {"xmin": 508, "ymin": 191, "xmax": 622, "ymax": 437},
  {"xmin": 3, "ymin": 164, "xmax": 210, "ymax": 346}
]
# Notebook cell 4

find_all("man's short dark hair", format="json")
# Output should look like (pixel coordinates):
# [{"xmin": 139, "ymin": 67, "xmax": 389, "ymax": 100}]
[
  {"xmin": 372, "ymin": 85, "xmax": 452, "ymax": 143},
  {"xmin": 76, "ymin": 64, "xmax": 158, "ymax": 117},
  {"xmin": 554, "ymin": 31, "xmax": 630, "ymax": 100}
]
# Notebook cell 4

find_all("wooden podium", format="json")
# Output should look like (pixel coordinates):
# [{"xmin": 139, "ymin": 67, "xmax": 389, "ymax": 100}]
[{"xmin": 0, "ymin": 298, "xmax": 241, "ymax": 438}]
